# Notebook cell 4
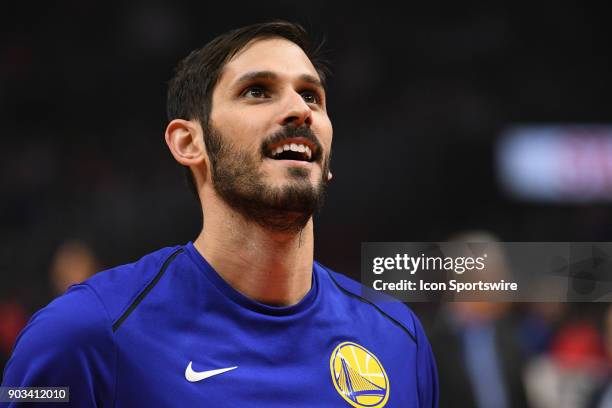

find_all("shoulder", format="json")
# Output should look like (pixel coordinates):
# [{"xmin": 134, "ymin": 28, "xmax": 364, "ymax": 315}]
[
  {"xmin": 1, "ymin": 284, "xmax": 116, "ymax": 401},
  {"xmin": 2, "ymin": 245, "xmax": 186, "ymax": 400},
  {"xmin": 83, "ymin": 245, "xmax": 184, "ymax": 325},
  {"xmin": 10, "ymin": 284, "xmax": 112, "ymax": 358},
  {"xmin": 2, "ymin": 246, "xmax": 183, "ymax": 382},
  {"xmin": 316, "ymin": 261, "xmax": 423, "ymax": 344}
]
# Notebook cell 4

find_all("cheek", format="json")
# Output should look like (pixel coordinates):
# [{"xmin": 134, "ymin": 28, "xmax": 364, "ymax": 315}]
[{"xmin": 213, "ymin": 109, "xmax": 267, "ymax": 146}]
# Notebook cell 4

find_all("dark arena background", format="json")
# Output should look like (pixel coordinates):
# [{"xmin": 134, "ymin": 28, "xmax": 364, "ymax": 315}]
[{"xmin": 2, "ymin": 2, "xmax": 611, "ymax": 407}]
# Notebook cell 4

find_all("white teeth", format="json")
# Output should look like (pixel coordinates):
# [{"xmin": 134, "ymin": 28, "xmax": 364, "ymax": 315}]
[{"xmin": 272, "ymin": 143, "xmax": 313, "ymax": 160}]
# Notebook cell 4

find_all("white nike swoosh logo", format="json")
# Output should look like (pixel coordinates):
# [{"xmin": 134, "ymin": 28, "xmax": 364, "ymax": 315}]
[{"xmin": 184, "ymin": 361, "xmax": 238, "ymax": 382}]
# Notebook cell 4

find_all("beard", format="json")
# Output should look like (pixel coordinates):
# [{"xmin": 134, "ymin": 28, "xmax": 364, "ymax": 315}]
[{"xmin": 204, "ymin": 123, "xmax": 331, "ymax": 233}]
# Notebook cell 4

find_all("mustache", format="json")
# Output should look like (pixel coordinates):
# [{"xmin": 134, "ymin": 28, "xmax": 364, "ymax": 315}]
[{"xmin": 260, "ymin": 125, "xmax": 323, "ymax": 163}]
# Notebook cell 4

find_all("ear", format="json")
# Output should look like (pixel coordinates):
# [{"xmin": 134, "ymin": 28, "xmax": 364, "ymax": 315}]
[{"xmin": 165, "ymin": 119, "xmax": 207, "ymax": 171}]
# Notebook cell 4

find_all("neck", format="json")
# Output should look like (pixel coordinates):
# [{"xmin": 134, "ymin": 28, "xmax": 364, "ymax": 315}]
[{"xmin": 193, "ymin": 193, "xmax": 314, "ymax": 307}]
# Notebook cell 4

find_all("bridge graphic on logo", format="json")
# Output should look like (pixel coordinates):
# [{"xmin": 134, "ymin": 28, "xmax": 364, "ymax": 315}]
[
  {"xmin": 336, "ymin": 356, "xmax": 386, "ymax": 403},
  {"xmin": 329, "ymin": 341, "xmax": 389, "ymax": 407}
]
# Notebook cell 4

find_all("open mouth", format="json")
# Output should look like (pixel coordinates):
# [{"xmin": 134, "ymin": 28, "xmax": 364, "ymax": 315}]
[{"xmin": 265, "ymin": 137, "xmax": 317, "ymax": 163}]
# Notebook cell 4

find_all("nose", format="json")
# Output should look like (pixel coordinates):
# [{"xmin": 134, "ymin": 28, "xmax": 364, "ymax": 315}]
[{"xmin": 279, "ymin": 90, "xmax": 312, "ymax": 127}]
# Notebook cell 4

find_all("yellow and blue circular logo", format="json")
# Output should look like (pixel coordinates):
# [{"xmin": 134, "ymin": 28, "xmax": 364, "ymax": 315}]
[{"xmin": 329, "ymin": 342, "xmax": 390, "ymax": 407}]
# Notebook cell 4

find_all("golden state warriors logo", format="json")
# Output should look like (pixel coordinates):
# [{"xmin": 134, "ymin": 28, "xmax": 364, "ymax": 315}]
[{"xmin": 329, "ymin": 342, "xmax": 390, "ymax": 407}]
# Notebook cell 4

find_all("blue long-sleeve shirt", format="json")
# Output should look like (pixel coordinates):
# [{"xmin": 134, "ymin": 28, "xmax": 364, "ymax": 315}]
[{"xmin": 2, "ymin": 242, "xmax": 438, "ymax": 407}]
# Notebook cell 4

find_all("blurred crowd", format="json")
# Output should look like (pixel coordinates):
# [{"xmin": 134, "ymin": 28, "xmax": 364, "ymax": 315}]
[
  {"xmin": 425, "ymin": 300, "xmax": 611, "ymax": 407},
  {"xmin": 418, "ymin": 233, "xmax": 611, "ymax": 408},
  {"xmin": 422, "ymin": 288, "xmax": 611, "ymax": 408}
]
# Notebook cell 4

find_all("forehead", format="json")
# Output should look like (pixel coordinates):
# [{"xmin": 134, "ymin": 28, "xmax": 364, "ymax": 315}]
[{"xmin": 218, "ymin": 37, "xmax": 320, "ymax": 87}]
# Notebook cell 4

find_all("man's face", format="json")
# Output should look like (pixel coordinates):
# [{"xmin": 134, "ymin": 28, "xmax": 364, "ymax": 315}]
[{"xmin": 205, "ymin": 37, "xmax": 333, "ymax": 232}]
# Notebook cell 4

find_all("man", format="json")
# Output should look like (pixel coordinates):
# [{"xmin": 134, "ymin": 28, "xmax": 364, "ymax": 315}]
[{"xmin": 2, "ymin": 21, "xmax": 438, "ymax": 407}]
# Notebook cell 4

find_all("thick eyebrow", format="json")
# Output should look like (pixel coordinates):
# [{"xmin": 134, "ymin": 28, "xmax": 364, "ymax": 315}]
[
  {"xmin": 233, "ymin": 70, "xmax": 278, "ymax": 87},
  {"xmin": 232, "ymin": 70, "xmax": 324, "ymax": 91},
  {"xmin": 298, "ymin": 74, "xmax": 324, "ymax": 90}
]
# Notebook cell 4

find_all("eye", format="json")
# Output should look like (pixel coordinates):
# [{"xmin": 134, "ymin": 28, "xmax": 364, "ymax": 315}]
[
  {"xmin": 300, "ymin": 90, "xmax": 322, "ymax": 105},
  {"xmin": 242, "ymin": 86, "xmax": 268, "ymax": 99}
]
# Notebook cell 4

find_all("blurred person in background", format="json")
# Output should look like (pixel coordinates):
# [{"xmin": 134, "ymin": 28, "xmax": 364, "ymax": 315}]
[
  {"xmin": 524, "ymin": 303, "xmax": 609, "ymax": 408},
  {"xmin": 49, "ymin": 240, "xmax": 99, "ymax": 296},
  {"xmin": 428, "ymin": 231, "xmax": 529, "ymax": 408},
  {"xmin": 516, "ymin": 302, "xmax": 567, "ymax": 357}
]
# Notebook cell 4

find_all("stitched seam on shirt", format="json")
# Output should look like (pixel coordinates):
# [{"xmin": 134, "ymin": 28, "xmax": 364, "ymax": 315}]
[
  {"xmin": 322, "ymin": 265, "xmax": 417, "ymax": 344},
  {"xmin": 111, "ymin": 248, "xmax": 184, "ymax": 332},
  {"xmin": 109, "ymin": 248, "xmax": 181, "ymax": 330}
]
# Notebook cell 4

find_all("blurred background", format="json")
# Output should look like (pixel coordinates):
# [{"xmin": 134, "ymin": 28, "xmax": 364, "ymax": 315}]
[{"xmin": 1, "ymin": 1, "xmax": 611, "ymax": 407}]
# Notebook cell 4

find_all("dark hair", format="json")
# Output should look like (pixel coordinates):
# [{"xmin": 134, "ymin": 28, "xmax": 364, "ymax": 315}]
[{"xmin": 167, "ymin": 21, "xmax": 329, "ymax": 197}]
